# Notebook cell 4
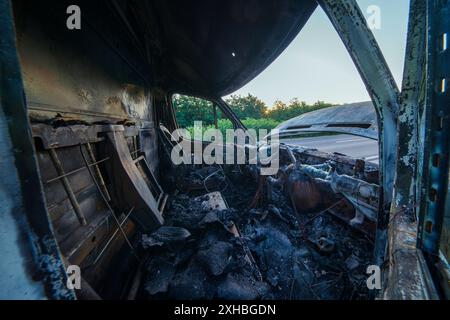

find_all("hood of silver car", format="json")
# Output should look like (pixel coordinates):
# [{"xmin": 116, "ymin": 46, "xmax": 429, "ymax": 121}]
[{"xmin": 274, "ymin": 101, "xmax": 378, "ymax": 140}]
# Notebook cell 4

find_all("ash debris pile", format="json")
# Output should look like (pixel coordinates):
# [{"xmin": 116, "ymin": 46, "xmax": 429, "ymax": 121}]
[{"xmin": 138, "ymin": 170, "xmax": 373, "ymax": 300}]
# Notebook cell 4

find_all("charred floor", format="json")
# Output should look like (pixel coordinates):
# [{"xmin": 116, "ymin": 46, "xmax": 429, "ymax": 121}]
[{"xmin": 136, "ymin": 153, "xmax": 376, "ymax": 300}]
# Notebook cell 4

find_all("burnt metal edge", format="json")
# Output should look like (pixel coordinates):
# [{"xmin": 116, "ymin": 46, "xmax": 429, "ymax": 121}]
[
  {"xmin": 0, "ymin": 0, "xmax": 75, "ymax": 299},
  {"xmin": 317, "ymin": 0, "xmax": 400, "ymax": 271},
  {"xmin": 416, "ymin": 0, "xmax": 450, "ymax": 298}
]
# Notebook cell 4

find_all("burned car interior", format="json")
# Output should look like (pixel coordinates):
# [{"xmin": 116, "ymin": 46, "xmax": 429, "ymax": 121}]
[{"xmin": 0, "ymin": 0, "xmax": 449, "ymax": 301}]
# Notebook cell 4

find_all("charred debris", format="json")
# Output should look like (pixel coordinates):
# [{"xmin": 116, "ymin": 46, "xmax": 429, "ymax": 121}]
[
  {"xmin": 136, "ymin": 144, "xmax": 379, "ymax": 300},
  {"xmin": 26, "ymin": 119, "xmax": 379, "ymax": 300}
]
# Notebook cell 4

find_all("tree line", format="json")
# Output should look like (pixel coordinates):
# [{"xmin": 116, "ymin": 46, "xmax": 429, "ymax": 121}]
[{"xmin": 173, "ymin": 93, "xmax": 332, "ymax": 133}]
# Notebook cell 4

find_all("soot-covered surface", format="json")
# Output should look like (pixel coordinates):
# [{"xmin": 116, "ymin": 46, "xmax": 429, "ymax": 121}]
[{"xmin": 139, "ymin": 175, "xmax": 373, "ymax": 300}]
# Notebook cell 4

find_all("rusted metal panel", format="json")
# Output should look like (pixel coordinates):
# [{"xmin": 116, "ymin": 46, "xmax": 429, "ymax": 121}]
[
  {"xmin": 383, "ymin": 209, "xmax": 438, "ymax": 300},
  {"xmin": 318, "ymin": 0, "xmax": 401, "ymax": 269},
  {"xmin": 415, "ymin": 0, "xmax": 450, "ymax": 298},
  {"xmin": 382, "ymin": 0, "xmax": 440, "ymax": 300},
  {"xmin": 417, "ymin": 0, "xmax": 450, "ymax": 258},
  {"xmin": 14, "ymin": 0, "xmax": 153, "ymax": 124},
  {"xmin": 33, "ymin": 124, "xmax": 106, "ymax": 149},
  {"xmin": 0, "ymin": 0, "xmax": 74, "ymax": 299}
]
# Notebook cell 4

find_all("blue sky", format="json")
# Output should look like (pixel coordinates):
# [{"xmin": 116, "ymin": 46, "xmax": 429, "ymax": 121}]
[{"xmin": 227, "ymin": 0, "xmax": 410, "ymax": 106}]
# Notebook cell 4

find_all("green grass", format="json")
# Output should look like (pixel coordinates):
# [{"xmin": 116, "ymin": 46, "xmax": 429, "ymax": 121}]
[
  {"xmin": 185, "ymin": 118, "xmax": 281, "ymax": 138},
  {"xmin": 184, "ymin": 118, "xmax": 342, "ymax": 142}
]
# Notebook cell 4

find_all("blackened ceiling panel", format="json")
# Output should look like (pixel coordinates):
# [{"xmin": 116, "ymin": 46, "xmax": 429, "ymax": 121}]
[{"xmin": 13, "ymin": 0, "xmax": 317, "ymax": 98}]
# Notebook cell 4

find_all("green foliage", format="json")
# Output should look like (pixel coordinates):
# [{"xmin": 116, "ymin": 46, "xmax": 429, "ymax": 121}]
[
  {"xmin": 185, "ymin": 118, "xmax": 280, "ymax": 139},
  {"xmin": 173, "ymin": 94, "xmax": 219, "ymax": 128},
  {"xmin": 173, "ymin": 94, "xmax": 333, "ymax": 139},
  {"xmin": 225, "ymin": 94, "xmax": 268, "ymax": 119},
  {"xmin": 241, "ymin": 118, "xmax": 280, "ymax": 132},
  {"xmin": 266, "ymin": 98, "xmax": 332, "ymax": 121},
  {"xmin": 185, "ymin": 119, "xmax": 231, "ymax": 138},
  {"xmin": 216, "ymin": 118, "xmax": 234, "ymax": 133}
]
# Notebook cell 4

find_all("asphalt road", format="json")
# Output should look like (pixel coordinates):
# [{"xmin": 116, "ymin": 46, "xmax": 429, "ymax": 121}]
[{"xmin": 281, "ymin": 134, "xmax": 379, "ymax": 164}]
